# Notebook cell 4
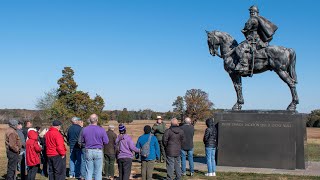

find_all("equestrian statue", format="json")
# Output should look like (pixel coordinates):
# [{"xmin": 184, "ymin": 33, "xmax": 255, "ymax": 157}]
[{"xmin": 206, "ymin": 5, "xmax": 299, "ymax": 111}]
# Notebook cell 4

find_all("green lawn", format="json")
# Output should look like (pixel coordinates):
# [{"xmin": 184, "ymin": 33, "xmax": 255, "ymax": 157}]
[
  {"xmin": 152, "ymin": 163, "xmax": 320, "ymax": 180},
  {"xmin": 307, "ymin": 143, "xmax": 320, "ymax": 161}
]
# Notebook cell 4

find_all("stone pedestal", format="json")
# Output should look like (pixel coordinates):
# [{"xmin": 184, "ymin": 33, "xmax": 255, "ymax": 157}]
[{"xmin": 214, "ymin": 110, "xmax": 306, "ymax": 170}]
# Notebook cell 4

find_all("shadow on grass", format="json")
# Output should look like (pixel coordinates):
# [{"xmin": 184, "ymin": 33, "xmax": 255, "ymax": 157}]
[{"xmin": 194, "ymin": 156, "xmax": 206, "ymax": 164}]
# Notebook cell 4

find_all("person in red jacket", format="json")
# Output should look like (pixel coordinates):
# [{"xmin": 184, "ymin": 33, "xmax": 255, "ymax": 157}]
[
  {"xmin": 26, "ymin": 128, "xmax": 42, "ymax": 180},
  {"xmin": 45, "ymin": 120, "xmax": 67, "ymax": 180}
]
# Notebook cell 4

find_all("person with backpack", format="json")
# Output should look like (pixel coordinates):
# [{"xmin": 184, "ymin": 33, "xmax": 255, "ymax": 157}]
[
  {"xmin": 116, "ymin": 124, "xmax": 140, "ymax": 180},
  {"xmin": 26, "ymin": 128, "xmax": 42, "ymax": 180},
  {"xmin": 136, "ymin": 125, "xmax": 160, "ymax": 180}
]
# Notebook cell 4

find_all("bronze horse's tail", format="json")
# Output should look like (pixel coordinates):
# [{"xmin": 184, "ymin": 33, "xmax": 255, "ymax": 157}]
[{"xmin": 288, "ymin": 48, "xmax": 298, "ymax": 84}]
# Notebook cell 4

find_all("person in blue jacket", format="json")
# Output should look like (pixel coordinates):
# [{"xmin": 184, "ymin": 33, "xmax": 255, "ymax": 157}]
[{"xmin": 136, "ymin": 125, "xmax": 160, "ymax": 180}]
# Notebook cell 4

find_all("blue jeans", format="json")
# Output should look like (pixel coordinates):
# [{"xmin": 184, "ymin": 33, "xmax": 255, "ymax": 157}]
[
  {"xmin": 80, "ymin": 148, "xmax": 86, "ymax": 179},
  {"xmin": 85, "ymin": 149, "xmax": 103, "ymax": 180},
  {"xmin": 180, "ymin": 149, "xmax": 194, "ymax": 173},
  {"xmin": 205, "ymin": 147, "xmax": 216, "ymax": 173},
  {"xmin": 69, "ymin": 148, "xmax": 81, "ymax": 177}
]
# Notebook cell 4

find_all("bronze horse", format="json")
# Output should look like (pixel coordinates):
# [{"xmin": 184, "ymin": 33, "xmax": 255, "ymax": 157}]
[{"xmin": 206, "ymin": 30, "xmax": 298, "ymax": 111}]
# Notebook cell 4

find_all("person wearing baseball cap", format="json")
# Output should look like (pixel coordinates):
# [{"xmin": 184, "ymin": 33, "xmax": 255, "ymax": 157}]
[
  {"xmin": 152, "ymin": 115, "xmax": 167, "ymax": 163},
  {"xmin": 45, "ymin": 120, "xmax": 67, "ymax": 179}
]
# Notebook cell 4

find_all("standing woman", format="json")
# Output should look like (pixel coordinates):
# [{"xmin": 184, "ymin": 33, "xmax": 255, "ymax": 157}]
[
  {"xmin": 116, "ymin": 124, "xmax": 140, "ymax": 180},
  {"xmin": 203, "ymin": 118, "xmax": 217, "ymax": 177},
  {"xmin": 26, "ymin": 128, "xmax": 42, "ymax": 180}
]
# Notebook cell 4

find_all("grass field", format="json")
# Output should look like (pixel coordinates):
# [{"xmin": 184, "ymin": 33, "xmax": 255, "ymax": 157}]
[{"xmin": 0, "ymin": 120, "xmax": 319, "ymax": 179}]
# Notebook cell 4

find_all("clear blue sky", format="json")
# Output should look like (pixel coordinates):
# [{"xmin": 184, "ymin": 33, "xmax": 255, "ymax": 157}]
[{"xmin": 0, "ymin": 0, "xmax": 319, "ymax": 113}]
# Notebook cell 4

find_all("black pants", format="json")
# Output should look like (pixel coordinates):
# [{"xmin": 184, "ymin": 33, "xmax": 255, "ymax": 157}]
[
  {"xmin": 104, "ymin": 154, "xmax": 115, "ymax": 177},
  {"xmin": 27, "ymin": 166, "xmax": 38, "ymax": 180},
  {"xmin": 117, "ymin": 158, "xmax": 132, "ymax": 180},
  {"xmin": 158, "ymin": 140, "xmax": 166, "ymax": 162},
  {"xmin": 6, "ymin": 150, "xmax": 19, "ymax": 180},
  {"xmin": 48, "ymin": 155, "xmax": 66, "ymax": 180},
  {"xmin": 41, "ymin": 151, "xmax": 48, "ymax": 177},
  {"xmin": 18, "ymin": 152, "xmax": 26, "ymax": 180}
]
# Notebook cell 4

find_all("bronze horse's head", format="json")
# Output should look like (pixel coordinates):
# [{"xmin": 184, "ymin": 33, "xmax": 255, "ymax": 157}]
[{"xmin": 206, "ymin": 30, "xmax": 221, "ymax": 58}]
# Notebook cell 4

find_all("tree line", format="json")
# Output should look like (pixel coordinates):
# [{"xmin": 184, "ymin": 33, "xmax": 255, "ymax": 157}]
[{"xmin": 1, "ymin": 66, "xmax": 318, "ymax": 128}]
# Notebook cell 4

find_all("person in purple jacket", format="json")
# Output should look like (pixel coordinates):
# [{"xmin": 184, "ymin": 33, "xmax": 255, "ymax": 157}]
[
  {"xmin": 81, "ymin": 114, "xmax": 109, "ymax": 180},
  {"xmin": 116, "ymin": 124, "xmax": 140, "ymax": 180}
]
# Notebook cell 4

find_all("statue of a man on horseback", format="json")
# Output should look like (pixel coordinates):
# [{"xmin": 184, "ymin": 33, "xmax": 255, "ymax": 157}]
[
  {"xmin": 206, "ymin": 6, "xmax": 299, "ymax": 111},
  {"xmin": 235, "ymin": 5, "xmax": 278, "ymax": 73}
]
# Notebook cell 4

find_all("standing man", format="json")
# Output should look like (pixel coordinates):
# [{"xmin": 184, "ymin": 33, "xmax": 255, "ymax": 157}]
[
  {"xmin": 22, "ymin": 120, "xmax": 32, "ymax": 141},
  {"xmin": 81, "ymin": 114, "xmax": 109, "ymax": 180},
  {"xmin": 163, "ymin": 118, "xmax": 184, "ymax": 180},
  {"xmin": 16, "ymin": 122, "xmax": 26, "ymax": 180},
  {"xmin": 152, "ymin": 116, "xmax": 166, "ymax": 163},
  {"xmin": 104, "ymin": 125, "xmax": 117, "ymax": 180},
  {"xmin": 67, "ymin": 117, "xmax": 82, "ymax": 179},
  {"xmin": 45, "ymin": 120, "xmax": 67, "ymax": 180},
  {"xmin": 5, "ymin": 119, "xmax": 22, "ymax": 180},
  {"xmin": 180, "ymin": 117, "xmax": 195, "ymax": 176},
  {"xmin": 78, "ymin": 120, "xmax": 86, "ymax": 180},
  {"xmin": 136, "ymin": 125, "xmax": 160, "ymax": 180}
]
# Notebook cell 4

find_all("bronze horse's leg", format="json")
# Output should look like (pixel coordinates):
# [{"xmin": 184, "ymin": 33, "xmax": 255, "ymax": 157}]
[
  {"xmin": 275, "ymin": 70, "xmax": 299, "ymax": 111},
  {"xmin": 229, "ymin": 73, "xmax": 244, "ymax": 110}
]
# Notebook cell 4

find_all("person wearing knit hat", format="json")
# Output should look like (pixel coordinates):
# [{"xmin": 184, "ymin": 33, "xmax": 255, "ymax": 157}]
[
  {"xmin": 5, "ymin": 120, "xmax": 22, "ymax": 180},
  {"xmin": 136, "ymin": 125, "xmax": 160, "ymax": 180},
  {"xmin": 116, "ymin": 124, "xmax": 140, "ymax": 180},
  {"xmin": 119, "ymin": 124, "xmax": 126, "ymax": 134}
]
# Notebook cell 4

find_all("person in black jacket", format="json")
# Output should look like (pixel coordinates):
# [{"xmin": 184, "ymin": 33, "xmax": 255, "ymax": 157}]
[
  {"xmin": 67, "ymin": 117, "xmax": 82, "ymax": 178},
  {"xmin": 180, "ymin": 117, "xmax": 195, "ymax": 176},
  {"xmin": 203, "ymin": 118, "xmax": 217, "ymax": 177},
  {"xmin": 163, "ymin": 118, "xmax": 184, "ymax": 180}
]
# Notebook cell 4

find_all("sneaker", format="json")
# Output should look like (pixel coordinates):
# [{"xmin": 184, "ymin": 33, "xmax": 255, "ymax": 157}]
[
  {"xmin": 182, "ymin": 172, "xmax": 186, "ymax": 176},
  {"xmin": 205, "ymin": 173, "xmax": 213, "ymax": 176},
  {"xmin": 212, "ymin": 172, "xmax": 216, "ymax": 176},
  {"xmin": 69, "ymin": 176, "xmax": 74, "ymax": 179},
  {"xmin": 190, "ymin": 172, "xmax": 194, "ymax": 176}
]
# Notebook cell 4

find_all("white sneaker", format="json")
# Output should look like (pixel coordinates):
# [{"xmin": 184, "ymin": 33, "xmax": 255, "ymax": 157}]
[
  {"xmin": 212, "ymin": 172, "xmax": 216, "ymax": 176},
  {"xmin": 205, "ymin": 173, "xmax": 213, "ymax": 176}
]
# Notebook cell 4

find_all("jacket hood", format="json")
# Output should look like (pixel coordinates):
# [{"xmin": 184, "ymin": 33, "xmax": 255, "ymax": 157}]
[
  {"xmin": 206, "ymin": 118, "xmax": 214, "ymax": 128},
  {"xmin": 170, "ymin": 125, "xmax": 181, "ymax": 134},
  {"xmin": 27, "ymin": 129, "xmax": 38, "ymax": 140}
]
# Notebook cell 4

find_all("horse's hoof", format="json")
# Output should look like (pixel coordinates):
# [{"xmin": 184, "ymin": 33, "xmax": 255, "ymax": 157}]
[
  {"xmin": 232, "ymin": 103, "xmax": 242, "ymax": 111},
  {"xmin": 286, "ymin": 103, "xmax": 296, "ymax": 111}
]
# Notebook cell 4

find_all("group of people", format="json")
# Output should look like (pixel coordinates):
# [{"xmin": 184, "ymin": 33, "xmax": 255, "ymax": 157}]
[{"xmin": 5, "ymin": 114, "xmax": 218, "ymax": 180}]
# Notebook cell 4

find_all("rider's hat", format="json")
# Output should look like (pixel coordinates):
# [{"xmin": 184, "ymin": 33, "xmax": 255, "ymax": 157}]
[{"xmin": 249, "ymin": 5, "xmax": 259, "ymax": 13}]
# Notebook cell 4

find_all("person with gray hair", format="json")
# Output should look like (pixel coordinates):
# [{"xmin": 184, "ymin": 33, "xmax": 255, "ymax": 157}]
[
  {"xmin": 103, "ymin": 125, "xmax": 117, "ymax": 179},
  {"xmin": 67, "ymin": 117, "xmax": 82, "ymax": 178},
  {"xmin": 179, "ymin": 117, "xmax": 195, "ymax": 176},
  {"xmin": 163, "ymin": 118, "xmax": 184, "ymax": 180},
  {"xmin": 6, "ymin": 119, "xmax": 22, "ymax": 180},
  {"xmin": 81, "ymin": 114, "xmax": 109, "ymax": 180}
]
